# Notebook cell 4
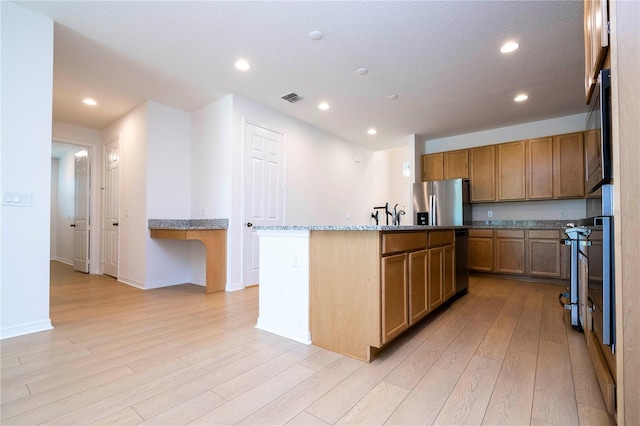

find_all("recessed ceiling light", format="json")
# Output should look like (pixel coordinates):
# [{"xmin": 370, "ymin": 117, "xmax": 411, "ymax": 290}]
[
  {"xmin": 309, "ymin": 30, "xmax": 324, "ymax": 41},
  {"xmin": 318, "ymin": 102, "xmax": 330, "ymax": 110},
  {"xmin": 388, "ymin": 94, "xmax": 399, "ymax": 100},
  {"xmin": 235, "ymin": 59, "xmax": 250, "ymax": 71},
  {"xmin": 514, "ymin": 94, "xmax": 529, "ymax": 102},
  {"xmin": 500, "ymin": 41, "xmax": 520, "ymax": 53},
  {"xmin": 82, "ymin": 98, "xmax": 97, "ymax": 106},
  {"xmin": 367, "ymin": 128, "xmax": 377, "ymax": 135},
  {"xmin": 356, "ymin": 68, "xmax": 368, "ymax": 75}
]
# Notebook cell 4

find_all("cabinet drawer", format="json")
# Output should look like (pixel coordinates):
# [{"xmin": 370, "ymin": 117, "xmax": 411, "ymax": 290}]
[
  {"xmin": 382, "ymin": 232, "xmax": 427, "ymax": 255},
  {"xmin": 469, "ymin": 229, "xmax": 493, "ymax": 238},
  {"xmin": 528, "ymin": 229, "xmax": 561, "ymax": 239},
  {"xmin": 496, "ymin": 229, "xmax": 525, "ymax": 239},
  {"xmin": 428, "ymin": 230, "xmax": 454, "ymax": 247}
]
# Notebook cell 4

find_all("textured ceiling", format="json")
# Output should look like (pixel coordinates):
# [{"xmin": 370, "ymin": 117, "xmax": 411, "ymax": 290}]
[{"xmin": 17, "ymin": 1, "xmax": 587, "ymax": 151}]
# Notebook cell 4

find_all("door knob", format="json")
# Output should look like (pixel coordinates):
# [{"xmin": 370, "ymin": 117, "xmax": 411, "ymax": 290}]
[
  {"xmin": 246, "ymin": 222, "xmax": 253, "ymax": 227},
  {"xmin": 70, "ymin": 224, "xmax": 76, "ymax": 227},
  {"xmin": 113, "ymin": 222, "xmax": 119, "ymax": 227}
]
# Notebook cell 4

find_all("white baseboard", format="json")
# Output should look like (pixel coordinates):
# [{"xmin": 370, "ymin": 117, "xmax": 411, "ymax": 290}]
[
  {"xmin": 116, "ymin": 276, "xmax": 146, "ymax": 290},
  {"xmin": 144, "ymin": 277, "xmax": 192, "ymax": 290},
  {"xmin": 55, "ymin": 257, "xmax": 73, "ymax": 266},
  {"xmin": 1, "ymin": 319, "xmax": 53, "ymax": 340},
  {"xmin": 255, "ymin": 317, "xmax": 311, "ymax": 345}
]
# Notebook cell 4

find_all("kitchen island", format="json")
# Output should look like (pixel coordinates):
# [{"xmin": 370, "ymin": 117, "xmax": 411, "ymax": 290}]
[{"xmin": 255, "ymin": 225, "xmax": 465, "ymax": 361}]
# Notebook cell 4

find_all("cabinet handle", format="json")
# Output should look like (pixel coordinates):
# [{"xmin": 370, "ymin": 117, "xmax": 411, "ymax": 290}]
[{"xmin": 247, "ymin": 222, "xmax": 253, "ymax": 227}]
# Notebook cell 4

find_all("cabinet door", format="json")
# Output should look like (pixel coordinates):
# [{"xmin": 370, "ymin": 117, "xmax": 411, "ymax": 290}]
[
  {"xmin": 408, "ymin": 250, "xmax": 429, "ymax": 325},
  {"xmin": 428, "ymin": 247, "xmax": 444, "ymax": 311},
  {"xmin": 470, "ymin": 145, "xmax": 496, "ymax": 202},
  {"xmin": 554, "ymin": 133, "xmax": 585, "ymax": 198},
  {"xmin": 443, "ymin": 245, "xmax": 455, "ymax": 300},
  {"xmin": 529, "ymin": 239, "xmax": 561, "ymax": 277},
  {"xmin": 584, "ymin": 129, "xmax": 601, "ymax": 191},
  {"xmin": 422, "ymin": 153, "xmax": 444, "ymax": 182},
  {"xmin": 497, "ymin": 141, "xmax": 527, "ymax": 201},
  {"xmin": 495, "ymin": 237, "xmax": 526, "ymax": 275},
  {"xmin": 444, "ymin": 149, "xmax": 469, "ymax": 179},
  {"xmin": 469, "ymin": 236, "xmax": 494, "ymax": 272},
  {"xmin": 527, "ymin": 137, "xmax": 554, "ymax": 199},
  {"xmin": 381, "ymin": 254, "xmax": 409, "ymax": 344}
]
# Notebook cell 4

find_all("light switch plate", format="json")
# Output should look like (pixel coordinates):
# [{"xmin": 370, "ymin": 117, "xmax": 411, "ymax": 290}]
[{"xmin": 2, "ymin": 191, "xmax": 32, "ymax": 207}]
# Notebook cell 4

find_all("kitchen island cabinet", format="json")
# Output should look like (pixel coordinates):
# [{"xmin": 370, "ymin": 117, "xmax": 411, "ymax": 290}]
[{"xmin": 256, "ymin": 226, "xmax": 462, "ymax": 362}]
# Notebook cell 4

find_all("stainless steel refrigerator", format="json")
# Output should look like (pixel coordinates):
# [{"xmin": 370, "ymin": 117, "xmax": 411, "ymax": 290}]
[{"xmin": 412, "ymin": 178, "xmax": 471, "ymax": 226}]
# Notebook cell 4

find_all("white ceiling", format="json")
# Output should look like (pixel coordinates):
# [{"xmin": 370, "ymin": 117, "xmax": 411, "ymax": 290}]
[{"xmin": 17, "ymin": 1, "xmax": 587, "ymax": 151}]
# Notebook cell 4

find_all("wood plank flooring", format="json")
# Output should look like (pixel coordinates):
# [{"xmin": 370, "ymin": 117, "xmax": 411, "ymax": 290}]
[{"xmin": 0, "ymin": 261, "xmax": 614, "ymax": 425}]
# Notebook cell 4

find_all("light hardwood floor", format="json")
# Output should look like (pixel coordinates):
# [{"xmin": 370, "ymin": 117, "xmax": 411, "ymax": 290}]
[{"xmin": 0, "ymin": 261, "xmax": 614, "ymax": 425}]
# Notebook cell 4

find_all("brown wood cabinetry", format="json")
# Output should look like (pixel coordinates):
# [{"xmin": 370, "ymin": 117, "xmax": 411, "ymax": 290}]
[
  {"xmin": 470, "ymin": 145, "xmax": 496, "ymax": 202},
  {"xmin": 427, "ymin": 247, "xmax": 444, "ymax": 311},
  {"xmin": 527, "ymin": 137, "xmax": 555, "ymax": 199},
  {"xmin": 528, "ymin": 230, "xmax": 562, "ymax": 277},
  {"xmin": 422, "ymin": 153, "xmax": 444, "ymax": 181},
  {"xmin": 443, "ymin": 245, "xmax": 455, "ymax": 299},
  {"xmin": 469, "ymin": 229, "xmax": 494, "ymax": 272},
  {"xmin": 584, "ymin": 0, "xmax": 609, "ymax": 102},
  {"xmin": 497, "ymin": 141, "xmax": 527, "ymax": 201},
  {"xmin": 381, "ymin": 253, "xmax": 409, "ymax": 344},
  {"xmin": 495, "ymin": 229, "xmax": 526, "ymax": 274},
  {"xmin": 584, "ymin": 129, "xmax": 601, "ymax": 190},
  {"xmin": 554, "ymin": 132, "xmax": 585, "ymax": 198},
  {"xmin": 408, "ymin": 250, "xmax": 429, "ymax": 325},
  {"xmin": 444, "ymin": 149, "xmax": 469, "ymax": 179}
]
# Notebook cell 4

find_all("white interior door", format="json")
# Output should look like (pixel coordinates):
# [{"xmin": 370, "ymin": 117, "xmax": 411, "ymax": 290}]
[
  {"xmin": 243, "ymin": 122, "xmax": 285, "ymax": 286},
  {"xmin": 103, "ymin": 138, "xmax": 120, "ymax": 278},
  {"xmin": 73, "ymin": 150, "xmax": 90, "ymax": 273}
]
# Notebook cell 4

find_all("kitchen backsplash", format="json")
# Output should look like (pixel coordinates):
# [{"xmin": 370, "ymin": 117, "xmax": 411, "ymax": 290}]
[{"xmin": 471, "ymin": 199, "xmax": 586, "ymax": 221}]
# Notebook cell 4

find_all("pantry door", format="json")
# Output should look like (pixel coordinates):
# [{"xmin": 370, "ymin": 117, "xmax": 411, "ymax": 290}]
[
  {"xmin": 243, "ymin": 122, "xmax": 285, "ymax": 287},
  {"xmin": 73, "ymin": 149, "xmax": 90, "ymax": 273}
]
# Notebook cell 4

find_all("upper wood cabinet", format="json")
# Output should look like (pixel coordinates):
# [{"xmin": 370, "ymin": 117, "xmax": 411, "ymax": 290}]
[
  {"xmin": 554, "ymin": 132, "xmax": 585, "ymax": 198},
  {"xmin": 527, "ymin": 137, "xmax": 555, "ymax": 200},
  {"xmin": 422, "ymin": 153, "xmax": 444, "ymax": 182},
  {"xmin": 470, "ymin": 145, "xmax": 496, "ymax": 202},
  {"xmin": 497, "ymin": 141, "xmax": 526, "ymax": 201},
  {"xmin": 444, "ymin": 149, "xmax": 469, "ymax": 179},
  {"xmin": 584, "ymin": 0, "xmax": 609, "ymax": 103}
]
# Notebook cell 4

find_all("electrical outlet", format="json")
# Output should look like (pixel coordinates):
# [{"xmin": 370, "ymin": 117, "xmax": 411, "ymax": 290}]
[
  {"xmin": 561, "ymin": 210, "xmax": 568, "ymax": 217},
  {"xmin": 292, "ymin": 252, "xmax": 300, "ymax": 267},
  {"xmin": 346, "ymin": 212, "xmax": 351, "ymax": 219},
  {"xmin": 488, "ymin": 210, "xmax": 493, "ymax": 218}
]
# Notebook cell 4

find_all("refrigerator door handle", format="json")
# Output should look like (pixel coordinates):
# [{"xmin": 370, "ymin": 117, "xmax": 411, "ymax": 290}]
[{"xmin": 429, "ymin": 195, "xmax": 437, "ymax": 226}]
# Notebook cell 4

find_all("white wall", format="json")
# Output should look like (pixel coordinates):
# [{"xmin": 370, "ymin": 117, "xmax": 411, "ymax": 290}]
[
  {"xmin": 146, "ymin": 102, "xmax": 193, "ymax": 288},
  {"xmin": 421, "ymin": 113, "xmax": 589, "ymax": 221},
  {"xmin": 0, "ymin": 2, "xmax": 54, "ymax": 338},
  {"xmin": 52, "ymin": 122, "xmax": 103, "ymax": 274},
  {"xmin": 190, "ymin": 96, "xmax": 234, "ymax": 286},
  {"xmin": 102, "ymin": 103, "xmax": 149, "ymax": 288}
]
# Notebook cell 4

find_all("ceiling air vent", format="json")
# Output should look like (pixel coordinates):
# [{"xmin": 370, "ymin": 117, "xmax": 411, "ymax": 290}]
[{"xmin": 280, "ymin": 92, "xmax": 305, "ymax": 103}]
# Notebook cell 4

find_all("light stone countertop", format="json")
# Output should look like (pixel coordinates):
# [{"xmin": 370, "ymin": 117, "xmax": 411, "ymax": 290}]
[
  {"xmin": 255, "ymin": 220, "xmax": 574, "ymax": 231},
  {"xmin": 148, "ymin": 219, "xmax": 228, "ymax": 230}
]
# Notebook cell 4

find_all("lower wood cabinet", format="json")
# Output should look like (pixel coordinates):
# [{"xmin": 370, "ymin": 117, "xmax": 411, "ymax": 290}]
[
  {"xmin": 528, "ymin": 230, "xmax": 562, "ymax": 277},
  {"xmin": 408, "ymin": 250, "xmax": 429, "ymax": 325},
  {"xmin": 495, "ymin": 229, "xmax": 526, "ymax": 274},
  {"xmin": 443, "ymin": 245, "xmax": 456, "ymax": 300},
  {"xmin": 469, "ymin": 228, "xmax": 568, "ymax": 281},
  {"xmin": 381, "ymin": 254, "xmax": 409, "ymax": 344},
  {"xmin": 469, "ymin": 229, "xmax": 494, "ymax": 272},
  {"xmin": 428, "ymin": 247, "xmax": 444, "ymax": 311}
]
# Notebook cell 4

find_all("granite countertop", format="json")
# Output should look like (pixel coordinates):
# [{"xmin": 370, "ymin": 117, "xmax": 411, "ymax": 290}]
[
  {"xmin": 148, "ymin": 219, "xmax": 228, "ymax": 230},
  {"xmin": 470, "ymin": 220, "xmax": 574, "ymax": 230},
  {"xmin": 255, "ymin": 225, "xmax": 465, "ymax": 231},
  {"xmin": 255, "ymin": 220, "xmax": 574, "ymax": 231}
]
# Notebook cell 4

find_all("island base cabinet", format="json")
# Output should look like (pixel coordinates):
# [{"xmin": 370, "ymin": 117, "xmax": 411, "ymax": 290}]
[
  {"xmin": 428, "ymin": 247, "xmax": 444, "ymax": 311},
  {"xmin": 381, "ymin": 254, "xmax": 409, "ymax": 344},
  {"xmin": 408, "ymin": 250, "xmax": 429, "ymax": 325},
  {"xmin": 443, "ymin": 245, "xmax": 456, "ymax": 299}
]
